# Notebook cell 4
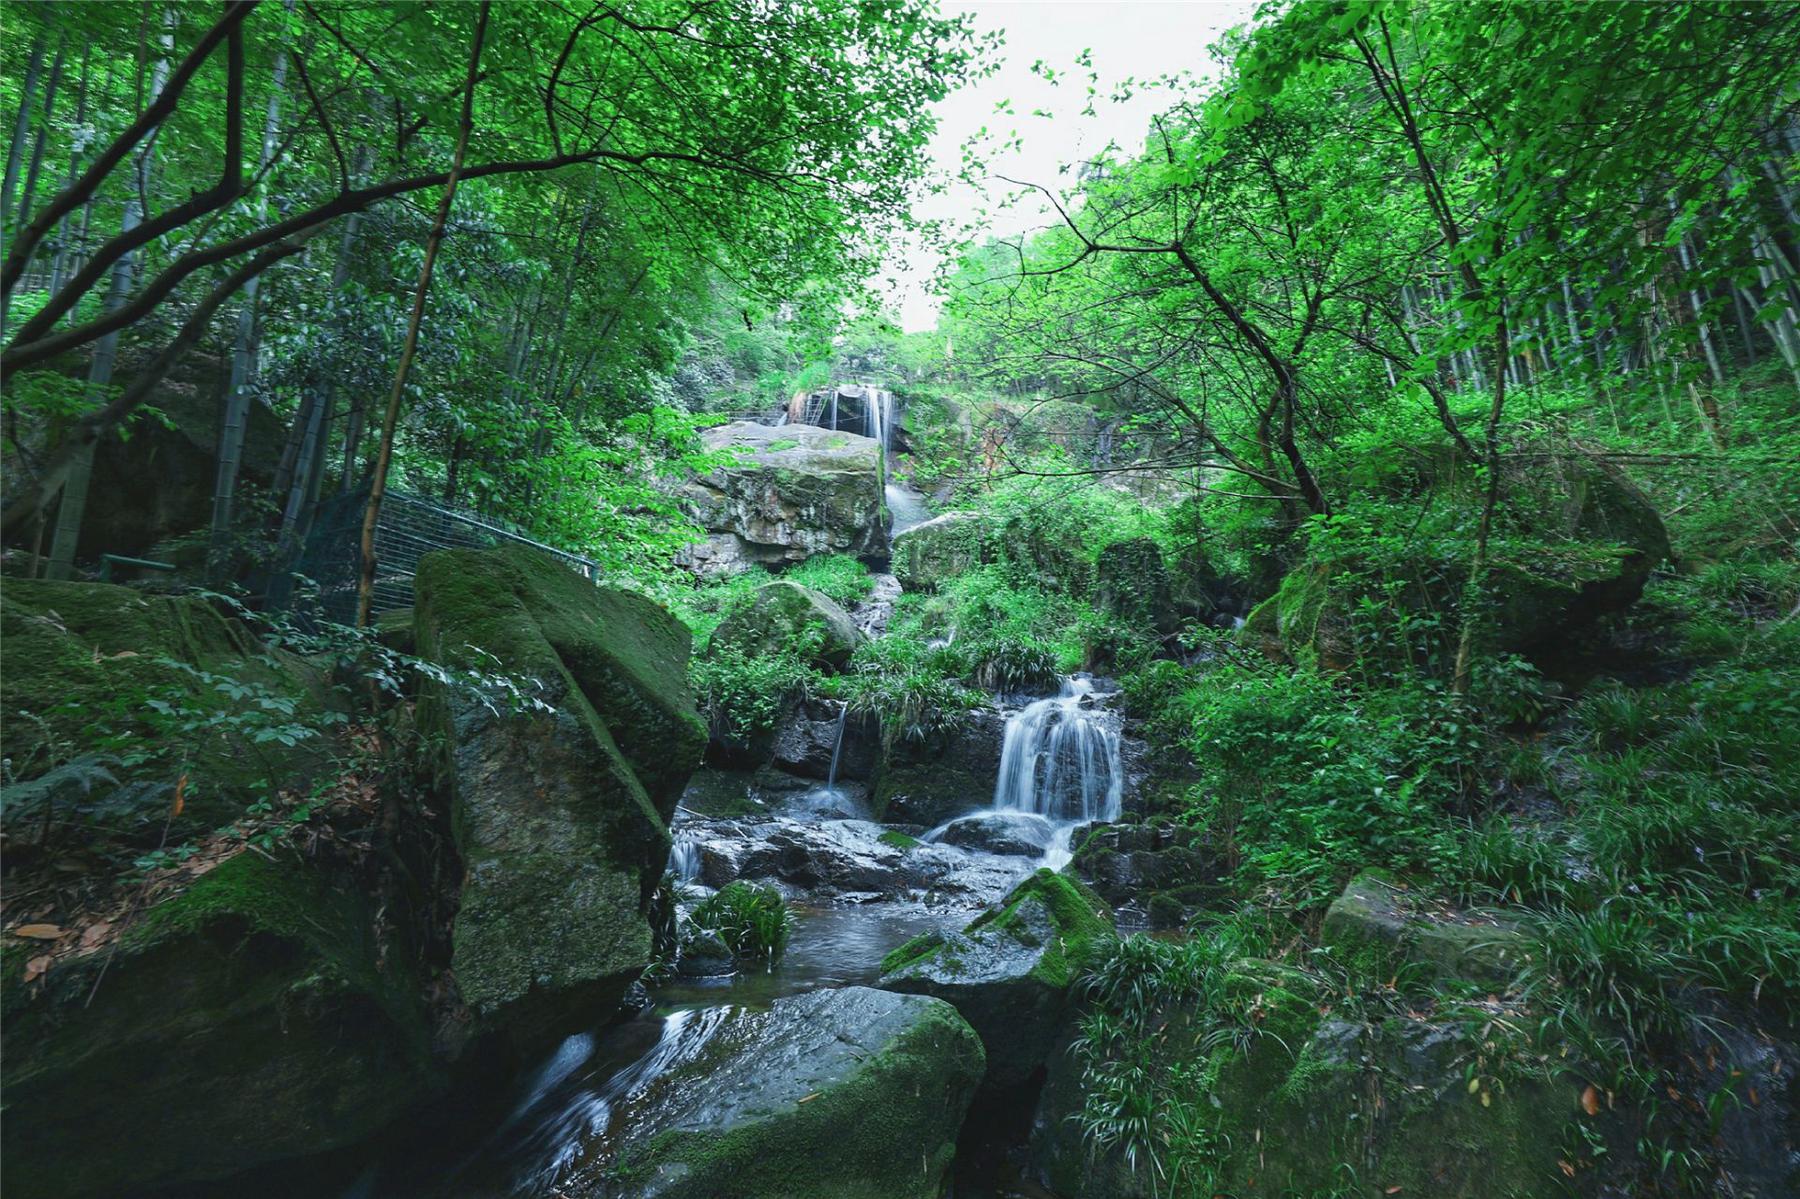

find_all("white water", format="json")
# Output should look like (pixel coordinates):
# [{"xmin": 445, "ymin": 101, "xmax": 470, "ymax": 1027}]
[
  {"xmin": 992, "ymin": 677, "xmax": 1123, "ymax": 826},
  {"xmin": 668, "ymin": 831, "xmax": 701, "ymax": 884},
  {"xmin": 498, "ymin": 1007, "xmax": 734, "ymax": 1193},
  {"xmin": 885, "ymin": 482, "xmax": 931, "ymax": 535}
]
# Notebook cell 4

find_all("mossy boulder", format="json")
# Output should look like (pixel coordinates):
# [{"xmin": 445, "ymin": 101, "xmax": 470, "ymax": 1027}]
[
  {"xmin": 1244, "ymin": 449, "xmax": 1670, "ymax": 665},
  {"xmin": 0, "ymin": 578, "xmax": 331, "ymax": 834},
  {"xmin": 413, "ymin": 543, "xmax": 706, "ymax": 1029},
  {"xmin": 679, "ymin": 421, "xmax": 886, "ymax": 572},
  {"xmin": 1321, "ymin": 870, "xmax": 1529, "ymax": 989},
  {"xmin": 1207, "ymin": 1014, "xmax": 1591, "ymax": 1197},
  {"xmin": 708, "ymin": 580, "xmax": 863, "ymax": 671},
  {"xmin": 870, "ymin": 705, "xmax": 1006, "ymax": 826},
  {"xmin": 1094, "ymin": 537, "xmax": 1174, "ymax": 631},
  {"xmin": 0, "ymin": 852, "xmax": 440, "ymax": 1199},
  {"xmin": 591, "ymin": 986, "xmax": 984, "ymax": 1198},
  {"xmin": 890, "ymin": 510, "xmax": 994, "ymax": 592},
  {"xmin": 882, "ymin": 869, "xmax": 1113, "ymax": 1086}
]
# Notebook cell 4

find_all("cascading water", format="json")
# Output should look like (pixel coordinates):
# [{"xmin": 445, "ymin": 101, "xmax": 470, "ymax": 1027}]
[
  {"xmin": 667, "ymin": 832, "xmax": 701, "ymax": 884},
  {"xmin": 992, "ymin": 677, "xmax": 1123, "ymax": 825},
  {"xmin": 824, "ymin": 702, "xmax": 848, "ymax": 794}
]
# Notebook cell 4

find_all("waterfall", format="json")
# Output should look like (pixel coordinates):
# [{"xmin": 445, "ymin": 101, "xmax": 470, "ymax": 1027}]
[
  {"xmin": 668, "ymin": 831, "xmax": 700, "ymax": 884},
  {"xmin": 825, "ymin": 702, "xmax": 849, "ymax": 793},
  {"xmin": 992, "ymin": 677, "xmax": 1123, "ymax": 824}
]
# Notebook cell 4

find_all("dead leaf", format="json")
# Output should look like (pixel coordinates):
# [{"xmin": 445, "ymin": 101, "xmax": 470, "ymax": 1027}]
[
  {"xmin": 1581, "ymin": 1085, "xmax": 1601, "ymax": 1116},
  {"xmin": 1558, "ymin": 1159, "xmax": 1577, "ymax": 1179},
  {"xmin": 797, "ymin": 1092, "xmax": 820, "ymax": 1104},
  {"xmin": 23, "ymin": 954, "xmax": 53, "ymax": 984},
  {"xmin": 13, "ymin": 923, "xmax": 66, "ymax": 940},
  {"xmin": 80, "ymin": 921, "xmax": 113, "ymax": 950},
  {"xmin": 1386, "ymin": 1187, "xmax": 1403, "ymax": 1195},
  {"xmin": 171, "ymin": 774, "xmax": 188, "ymax": 820}
]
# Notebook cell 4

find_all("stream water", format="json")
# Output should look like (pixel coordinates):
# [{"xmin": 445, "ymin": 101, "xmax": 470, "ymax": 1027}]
[{"xmin": 348, "ymin": 393, "xmax": 1123, "ymax": 1198}]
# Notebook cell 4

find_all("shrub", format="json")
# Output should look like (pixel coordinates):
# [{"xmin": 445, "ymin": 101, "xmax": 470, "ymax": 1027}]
[{"xmin": 689, "ymin": 881, "xmax": 793, "ymax": 965}]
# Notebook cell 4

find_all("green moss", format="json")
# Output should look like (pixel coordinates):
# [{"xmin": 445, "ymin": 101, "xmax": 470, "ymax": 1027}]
[
  {"xmin": 967, "ymin": 868, "xmax": 1114, "ymax": 987},
  {"xmin": 880, "ymin": 932, "xmax": 945, "ymax": 975},
  {"xmin": 0, "ymin": 578, "xmax": 329, "ymax": 830},
  {"xmin": 878, "ymin": 830, "xmax": 921, "ymax": 850}
]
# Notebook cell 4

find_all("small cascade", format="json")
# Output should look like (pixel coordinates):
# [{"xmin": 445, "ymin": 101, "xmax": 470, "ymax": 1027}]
[
  {"xmin": 495, "ymin": 1007, "xmax": 735, "ymax": 1194},
  {"xmin": 992, "ymin": 677, "xmax": 1123, "ymax": 825},
  {"xmin": 667, "ymin": 830, "xmax": 701, "ymax": 884},
  {"xmin": 824, "ymin": 702, "xmax": 849, "ymax": 794}
]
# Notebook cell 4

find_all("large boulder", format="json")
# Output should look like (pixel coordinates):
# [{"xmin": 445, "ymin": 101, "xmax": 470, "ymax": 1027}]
[
  {"xmin": 1245, "ymin": 449, "xmax": 1670, "ymax": 665},
  {"xmin": 64, "ymin": 352, "xmax": 285, "ymax": 563},
  {"xmin": 890, "ymin": 511, "xmax": 993, "ymax": 592},
  {"xmin": 679, "ymin": 422, "xmax": 886, "ymax": 572},
  {"xmin": 0, "ymin": 578, "xmax": 331, "ymax": 835},
  {"xmin": 871, "ymin": 706, "xmax": 1008, "ymax": 826},
  {"xmin": 0, "ymin": 852, "xmax": 441, "ymax": 1199},
  {"xmin": 882, "ymin": 869, "xmax": 1114, "ymax": 1087},
  {"xmin": 1094, "ymin": 537, "xmax": 1174, "ymax": 630},
  {"xmin": 1070, "ymin": 820, "xmax": 1218, "ymax": 910},
  {"xmin": 709, "ymin": 580, "xmax": 864, "ymax": 671},
  {"xmin": 413, "ymin": 543, "xmax": 706, "ymax": 1031},
  {"xmin": 1321, "ymin": 870, "xmax": 1528, "ymax": 989},
  {"xmin": 769, "ymin": 697, "xmax": 878, "ymax": 781},
  {"xmin": 589, "ymin": 986, "xmax": 984, "ymax": 1198},
  {"xmin": 1030, "ymin": 966, "xmax": 1599, "ymax": 1199}
]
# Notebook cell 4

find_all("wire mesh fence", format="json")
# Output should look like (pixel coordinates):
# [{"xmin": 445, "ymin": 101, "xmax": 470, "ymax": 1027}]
[{"xmin": 279, "ymin": 487, "xmax": 599, "ymax": 625}]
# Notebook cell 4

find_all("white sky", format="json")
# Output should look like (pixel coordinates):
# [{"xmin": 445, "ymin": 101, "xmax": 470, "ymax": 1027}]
[{"xmin": 885, "ymin": 0, "xmax": 1258, "ymax": 332}]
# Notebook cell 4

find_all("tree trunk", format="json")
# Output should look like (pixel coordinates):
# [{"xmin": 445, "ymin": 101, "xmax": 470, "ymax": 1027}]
[
  {"xmin": 15, "ymin": 44, "xmax": 66, "ymax": 233},
  {"xmin": 206, "ymin": 30, "xmax": 290, "ymax": 580},
  {"xmin": 356, "ymin": 2, "xmax": 489, "ymax": 628},
  {"xmin": 45, "ymin": 205, "xmax": 139, "ymax": 579}
]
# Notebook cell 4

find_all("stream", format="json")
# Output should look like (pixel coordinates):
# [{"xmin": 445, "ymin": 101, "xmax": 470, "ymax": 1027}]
[{"xmin": 346, "ymin": 404, "xmax": 1125, "ymax": 1199}]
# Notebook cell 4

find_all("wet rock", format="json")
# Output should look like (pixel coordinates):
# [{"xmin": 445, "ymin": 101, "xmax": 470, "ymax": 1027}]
[
  {"xmin": 414, "ymin": 543, "xmax": 706, "ymax": 1029},
  {"xmin": 882, "ymin": 870, "xmax": 1114, "ymax": 1087},
  {"xmin": 1071, "ymin": 820, "xmax": 1218, "ymax": 907},
  {"xmin": 674, "ymin": 928, "xmax": 735, "ymax": 978},
  {"xmin": 873, "ymin": 706, "xmax": 1008, "ymax": 826},
  {"xmin": 769, "ymin": 698, "xmax": 877, "ymax": 780},
  {"xmin": 681, "ymin": 815, "xmax": 1030, "ymax": 907},
  {"xmin": 709, "ymin": 580, "xmax": 864, "ymax": 671},
  {"xmin": 589, "ymin": 987, "xmax": 983, "ymax": 1198},
  {"xmin": 935, "ymin": 811, "xmax": 1057, "ymax": 857},
  {"xmin": 678, "ymin": 422, "xmax": 886, "ymax": 572}
]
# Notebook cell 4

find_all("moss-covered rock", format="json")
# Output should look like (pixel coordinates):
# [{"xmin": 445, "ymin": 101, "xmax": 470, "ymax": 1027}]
[
  {"xmin": 708, "ymin": 580, "xmax": 863, "ymax": 671},
  {"xmin": 1209, "ymin": 1014, "xmax": 1589, "ymax": 1197},
  {"xmin": 890, "ymin": 510, "xmax": 994, "ymax": 592},
  {"xmin": 1094, "ymin": 537, "xmax": 1174, "ymax": 631},
  {"xmin": 679, "ymin": 421, "xmax": 887, "ymax": 572},
  {"xmin": 1244, "ymin": 448, "xmax": 1671, "ymax": 665},
  {"xmin": 882, "ymin": 869, "xmax": 1113, "ymax": 1086},
  {"xmin": 0, "ymin": 577, "xmax": 330, "ymax": 832},
  {"xmin": 1321, "ymin": 870, "xmax": 1528, "ymax": 988},
  {"xmin": 870, "ymin": 705, "xmax": 1006, "ymax": 826},
  {"xmin": 592, "ymin": 986, "xmax": 984, "ymax": 1198},
  {"xmin": 0, "ymin": 852, "xmax": 441, "ymax": 1199},
  {"xmin": 413, "ymin": 543, "xmax": 706, "ymax": 1028}
]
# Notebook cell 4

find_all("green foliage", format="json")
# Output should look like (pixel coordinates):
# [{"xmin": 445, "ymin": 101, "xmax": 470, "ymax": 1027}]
[
  {"xmin": 783, "ymin": 555, "xmax": 875, "ymax": 609},
  {"xmin": 689, "ymin": 882, "xmax": 794, "ymax": 966},
  {"xmin": 690, "ymin": 646, "xmax": 818, "ymax": 744}
]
